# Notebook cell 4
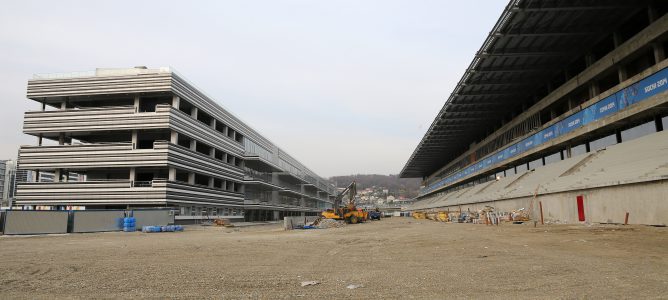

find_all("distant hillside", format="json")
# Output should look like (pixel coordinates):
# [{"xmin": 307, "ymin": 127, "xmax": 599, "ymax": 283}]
[{"xmin": 328, "ymin": 174, "xmax": 421, "ymax": 198}]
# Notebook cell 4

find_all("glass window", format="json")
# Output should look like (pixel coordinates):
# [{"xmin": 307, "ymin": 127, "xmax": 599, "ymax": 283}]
[
  {"xmin": 516, "ymin": 164, "xmax": 529, "ymax": 173},
  {"xmin": 544, "ymin": 151, "xmax": 562, "ymax": 165},
  {"xmin": 621, "ymin": 121, "xmax": 656, "ymax": 142},
  {"xmin": 571, "ymin": 144, "xmax": 587, "ymax": 156},
  {"xmin": 528, "ymin": 158, "xmax": 543, "ymax": 170},
  {"xmin": 505, "ymin": 167, "xmax": 515, "ymax": 176},
  {"xmin": 590, "ymin": 134, "xmax": 617, "ymax": 151},
  {"xmin": 244, "ymin": 139, "xmax": 273, "ymax": 161}
]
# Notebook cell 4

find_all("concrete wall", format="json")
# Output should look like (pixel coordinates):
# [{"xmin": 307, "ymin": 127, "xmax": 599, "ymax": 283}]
[{"xmin": 428, "ymin": 180, "xmax": 668, "ymax": 225}]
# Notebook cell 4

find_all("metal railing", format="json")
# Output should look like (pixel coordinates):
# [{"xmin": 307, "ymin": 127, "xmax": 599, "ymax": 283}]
[{"xmin": 32, "ymin": 67, "xmax": 171, "ymax": 80}]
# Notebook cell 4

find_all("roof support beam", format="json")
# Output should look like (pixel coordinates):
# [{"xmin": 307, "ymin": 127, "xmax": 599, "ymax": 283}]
[
  {"xmin": 470, "ymin": 65, "xmax": 560, "ymax": 73},
  {"xmin": 461, "ymin": 80, "xmax": 542, "ymax": 87},
  {"xmin": 493, "ymin": 31, "xmax": 595, "ymax": 38},
  {"xmin": 511, "ymin": 5, "xmax": 636, "ymax": 13},
  {"xmin": 454, "ymin": 90, "xmax": 526, "ymax": 97},
  {"xmin": 448, "ymin": 101, "xmax": 511, "ymax": 106},
  {"xmin": 477, "ymin": 50, "xmax": 569, "ymax": 58}
]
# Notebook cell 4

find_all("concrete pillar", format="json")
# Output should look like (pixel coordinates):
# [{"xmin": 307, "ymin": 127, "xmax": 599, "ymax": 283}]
[
  {"xmin": 33, "ymin": 170, "xmax": 40, "ymax": 182},
  {"xmin": 58, "ymin": 133, "xmax": 65, "ymax": 145},
  {"xmin": 172, "ymin": 95, "xmax": 180, "ymax": 109},
  {"xmin": 191, "ymin": 106, "xmax": 198, "ymax": 119},
  {"xmin": 133, "ymin": 95, "xmax": 140, "ymax": 112},
  {"xmin": 648, "ymin": 4, "xmax": 659, "ymax": 23},
  {"xmin": 168, "ymin": 167, "xmax": 176, "ymax": 181},
  {"xmin": 300, "ymin": 184, "xmax": 306, "ymax": 207},
  {"xmin": 585, "ymin": 54, "xmax": 599, "ymax": 98},
  {"xmin": 616, "ymin": 130, "xmax": 623, "ymax": 144},
  {"xmin": 61, "ymin": 102, "xmax": 67, "ymax": 110},
  {"xmin": 612, "ymin": 32, "xmax": 628, "ymax": 83},
  {"xmin": 41, "ymin": 102, "xmax": 46, "ymax": 111},
  {"xmin": 190, "ymin": 139, "xmax": 196, "ymax": 151},
  {"xmin": 566, "ymin": 147, "xmax": 572, "ymax": 159},
  {"xmin": 656, "ymin": 115, "xmax": 664, "ymax": 132},
  {"xmin": 37, "ymin": 135, "xmax": 43, "ymax": 146},
  {"xmin": 211, "ymin": 118, "xmax": 216, "ymax": 129},
  {"xmin": 273, "ymin": 211, "xmax": 280, "ymax": 221},
  {"xmin": 210, "ymin": 147, "xmax": 215, "ymax": 158},
  {"xmin": 618, "ymin": 67, "xmax": 628, "ymax": 83},
  {"xmin": 170, "ymin": 130, "xmax": 178, "ymax": 144},
  {"xmin": 63, "ymin": 171, "xmax": 69, "ymax": 182},
  {"xmin": 612, "ymin": 31, "xmax": 623, "ymax": 47},
  {"xmin": 208, "ymin": 177, "xmax": 214, "ymax": 188},
  {"xmin": 271, "ymin": 173, "xmax": 280, "ymax": 205},
  {"xmin": 132, "ymin": 130, "xmax": 138, "ymax": 149},
  {"xmin": 589, "ymin": 83, "xmax": 600, "ymax": 98},
  {"xmin": 129, "ymin": 168, "xmax": 136, "ymax": 181},
  {"xmin": 585, "ymin": 142, "xmax": 591, "ymax": 153},
  {"xmin": 653, "ymin": 43, "xmax": 665, "ymax": 64},
  {"xmin": 188, "ymin": 173, "xmax": 195, "ymax": 184},
  {"xmin": 54, "ymin": 169, "xmax": 61, "ymax": 182}
]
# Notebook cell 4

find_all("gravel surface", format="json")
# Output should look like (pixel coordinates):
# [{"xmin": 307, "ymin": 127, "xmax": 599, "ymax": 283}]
[{"xmin": 0, "ymin": 218, "xmax": 666, "ymax": 299}]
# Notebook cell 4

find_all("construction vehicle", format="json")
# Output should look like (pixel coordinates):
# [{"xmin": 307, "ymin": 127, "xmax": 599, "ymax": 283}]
[
  {"xmin": 368, "ymin": 208, "xmax": 382, "ymax": 220},
  {"xmin": 412, "ymin": 211, "xmax": 426, "ymax": 219},
  {"xmin": 321, "ymin": 181, "xmax": 368, "ymax": 224}
]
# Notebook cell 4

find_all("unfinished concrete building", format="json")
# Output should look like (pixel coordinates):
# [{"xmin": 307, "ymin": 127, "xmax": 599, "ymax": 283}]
[
  {"xmin": 401, "ymin": 0, "xmax": 668, "ymax": 225},
  {"xmin": 15, "ymin": 67, "xmax": 335, "ymax": 222}
]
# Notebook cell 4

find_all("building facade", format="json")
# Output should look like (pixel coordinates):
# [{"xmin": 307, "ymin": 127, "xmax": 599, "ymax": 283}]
[
  {"xmin": 401, "ymin": 0, "xmax": 668, "ymax": 225},
  {"xmin": 15, "ymin": 67, "xmax": 335, "ymax": 221}
]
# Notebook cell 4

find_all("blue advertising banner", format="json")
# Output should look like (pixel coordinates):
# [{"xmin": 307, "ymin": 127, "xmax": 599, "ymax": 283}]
[
  {"xmin": 496, "ymin": 152, "xmax": 504, "ymax": 162},
  {"xmin": 557, "ymin": 111, "xmax": 583, "ymax": 135}
]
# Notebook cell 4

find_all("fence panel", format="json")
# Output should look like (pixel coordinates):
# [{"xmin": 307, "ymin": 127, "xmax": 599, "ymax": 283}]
[
  {"xmin": 71, "ymin": 210, "xmax": 125, "ymax": 233},
  {"xmin": 3, "ymin": 210, "xmax": 69, "ymax": 235},
  {"xmin": 132, "ymin": 209, "xmax": 174, "ymax": 228}
]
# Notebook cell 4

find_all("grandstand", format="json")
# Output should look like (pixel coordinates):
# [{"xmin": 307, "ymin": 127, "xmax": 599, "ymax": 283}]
[{"xmin": 401, "ymin": 0, "xmax": 668, "ymax": 225}]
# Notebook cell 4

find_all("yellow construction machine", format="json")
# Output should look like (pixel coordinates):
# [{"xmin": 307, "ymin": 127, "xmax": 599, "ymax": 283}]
[
  {"xmin": 321, "ymin": 181, "xmax": 368, "ymax": 224},
  {"xmin": 412, "ymin": 211, "xmax": 426, "ymax": 219}
]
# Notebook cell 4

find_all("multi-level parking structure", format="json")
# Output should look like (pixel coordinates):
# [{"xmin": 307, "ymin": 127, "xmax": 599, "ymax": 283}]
[{"xmin": 16, "ymin": 67, "xmax": 336, "ymax": 222}]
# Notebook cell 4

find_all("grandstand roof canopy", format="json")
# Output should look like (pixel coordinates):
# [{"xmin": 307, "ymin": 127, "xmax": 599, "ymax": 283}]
[{"xmin": 400, "ymin": 0, "xmax": 651, "ymax": 178}]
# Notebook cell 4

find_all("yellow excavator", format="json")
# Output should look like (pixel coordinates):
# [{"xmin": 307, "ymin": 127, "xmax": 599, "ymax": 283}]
[{"xmin": 321, "ymin": 181, "xmax": 368, "ymax": 224}]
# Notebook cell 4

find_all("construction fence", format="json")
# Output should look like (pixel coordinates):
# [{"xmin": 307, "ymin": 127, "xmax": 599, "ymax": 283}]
[{"xmin": 0, "ymin": 209, "xmax": 174, "ymax": 235}]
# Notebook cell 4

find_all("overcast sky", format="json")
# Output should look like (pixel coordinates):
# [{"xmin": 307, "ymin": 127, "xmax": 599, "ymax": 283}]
[{"xmin": 0, "ymin": 0, "xmax": 506, "ymax": 178}]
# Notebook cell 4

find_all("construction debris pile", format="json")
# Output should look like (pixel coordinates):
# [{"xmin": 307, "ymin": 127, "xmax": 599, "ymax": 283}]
[
  {"xmin": 313, "ymin": 218, "xmax": 346, "ymax": 229},
  {"xmin": 411, "ymin": 206, "xmax": 531, "ymax": 225}
]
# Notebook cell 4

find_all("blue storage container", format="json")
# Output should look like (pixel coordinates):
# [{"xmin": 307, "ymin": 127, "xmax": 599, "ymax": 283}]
[{"xmin": 141, "ymin": 226, "xmax": 162, "ymax": 233}]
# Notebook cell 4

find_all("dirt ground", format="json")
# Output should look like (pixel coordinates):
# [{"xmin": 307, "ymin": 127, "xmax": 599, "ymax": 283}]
[{"xmin": 0, "ymin": 217, "xmax": 666, "ymax": 299}]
